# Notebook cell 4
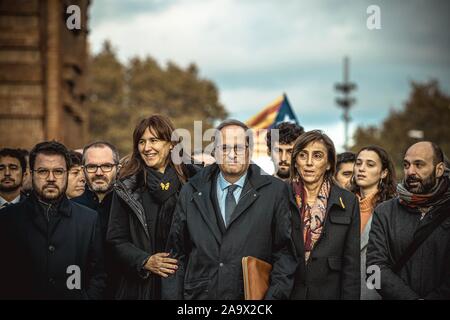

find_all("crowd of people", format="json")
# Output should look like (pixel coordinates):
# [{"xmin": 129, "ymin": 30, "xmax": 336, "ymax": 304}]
[{"xmin": 0, "ymin": 114, "xmax": 448, "ymax": 300}]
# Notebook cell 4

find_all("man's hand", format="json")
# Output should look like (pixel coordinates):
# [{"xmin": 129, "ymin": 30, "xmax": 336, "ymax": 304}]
[{"xmin": 144, "ymin": 252, "xmax": 178, "ymax": 278}]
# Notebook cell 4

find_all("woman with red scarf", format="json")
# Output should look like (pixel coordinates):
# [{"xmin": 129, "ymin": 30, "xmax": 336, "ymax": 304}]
[{"xmin": 288, "ymin": 130, "xmax": 361, "ymax": 300}]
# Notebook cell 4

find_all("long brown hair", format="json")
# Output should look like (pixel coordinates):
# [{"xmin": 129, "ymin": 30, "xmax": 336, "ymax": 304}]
[
  {"xmin": 119, "ymin": 115, "xmax": 189, "ymax": 183},
  {"xmin": 351, "ymin": 145, "xmax": 397, "ymax": 207}
]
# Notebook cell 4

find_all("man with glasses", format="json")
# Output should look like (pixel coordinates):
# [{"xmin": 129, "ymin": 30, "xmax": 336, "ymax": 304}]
[
  {"xmin": 163, "ymin": 119, "xmax": 297, "ymax": 300},
  {"xmin": 0, "ymin": 148, "xmax": 28, "ymax": 210},
  {"xmin": 72, "ymin": 141, "xmax": 119, "ymax": 299},
  {"xmin": 0, "ymin": 141, "xmax": 106, "ymax": 299}
]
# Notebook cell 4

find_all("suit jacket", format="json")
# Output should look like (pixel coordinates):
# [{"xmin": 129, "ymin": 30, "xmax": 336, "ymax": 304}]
[{"xmin": 162, "ymin": 163, "xmax": 298, "ymax": 300}]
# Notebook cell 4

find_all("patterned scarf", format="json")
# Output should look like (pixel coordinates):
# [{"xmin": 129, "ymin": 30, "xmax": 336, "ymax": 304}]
[
  {"xmin": 292, "ymin": 178, "xmax": 331, "ymax": 262},
  {"xmin": 397, "ymin": 168, "xmax": 450, "ymax": 210}
]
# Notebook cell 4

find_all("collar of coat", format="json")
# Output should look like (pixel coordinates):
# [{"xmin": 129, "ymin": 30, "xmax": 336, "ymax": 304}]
[
  {"xmin": 286, "ymin": 181, "xmax": 349, "ymax": 212},
  {"xmin": 188, "ymin": 162, "xmax": 271, "ymax": 192},
  {"xmin": 25, "ymin": 192, "xmax": 72, "ymax": 218}
]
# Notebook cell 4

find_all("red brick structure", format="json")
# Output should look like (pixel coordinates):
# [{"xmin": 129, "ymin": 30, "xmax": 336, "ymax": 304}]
[{"xmin": 0, "ymin": 0, "xmax": 90, "ymax": 150}]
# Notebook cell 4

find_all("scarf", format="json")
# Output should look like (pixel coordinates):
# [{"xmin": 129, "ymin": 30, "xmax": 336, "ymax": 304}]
[
  {"xmin": 397, "ymin": 168, "xmax": 450, "ymax": 210},
  {"xmin": 145, "ymin": 165, "xmax": 181, "ymax": 250},
  {"xmin": 292, "ymin": 178, "xmax": 331, "ymax": 262}
]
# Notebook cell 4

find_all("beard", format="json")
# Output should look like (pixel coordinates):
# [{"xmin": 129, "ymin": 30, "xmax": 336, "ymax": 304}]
[
  {"xmin": 0, "ymin": 179, "xmax": 21, "ymax": 193},
  {"xmin": 275, "ymin": 160, "xmax": 290, "ymax": 179},
  {"xmin": 405, "ymin": 171, "xmax": 437, "ymax": 194},
  {"xmin": 33, "ymin": 180, "xmax": 67, "ymax": 202},
  {"xmin": 88, "ymin": 176, "xmax": 114, "ymax": 194}
]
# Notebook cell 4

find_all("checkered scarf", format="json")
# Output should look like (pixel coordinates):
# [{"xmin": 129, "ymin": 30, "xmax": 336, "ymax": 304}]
[{"xmin": 397, "ymin": 168, "xmax": 450, "ymax": 209}]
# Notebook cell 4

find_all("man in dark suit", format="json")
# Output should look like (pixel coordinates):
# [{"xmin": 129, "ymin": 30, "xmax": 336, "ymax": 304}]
[
  {"xmin": 0, "ymin": 141, "xmax": 106, "ymax": 299},
  {"xmin": 163, "ymin": 119, "xmax": 297, "ymax": 300},
  {"xmin": 0, "ymin": 148, "xmax": 28, "ymax": 209}
]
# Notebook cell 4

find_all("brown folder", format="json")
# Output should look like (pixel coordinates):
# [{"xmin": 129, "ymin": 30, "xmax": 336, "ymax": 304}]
[{"xmin": 242, "ymin": 256, "xmax": 272, "ymax": 300}]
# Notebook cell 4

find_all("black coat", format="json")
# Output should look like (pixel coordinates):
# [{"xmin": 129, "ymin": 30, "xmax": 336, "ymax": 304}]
[
  {"xmin": 106, "ymin": 165, "xmax": 199, "ymax": 300},
  {"xmin": 288, "ymin": 183, "xmax": 361, "ymax": 300},
  {"xmin": 72, "ymin": 189, "xmax": 113, "ymax": 239},
  {"xmin": 72, "ymin": 189, "xmax": 116, "ymax": 299},
  {"xmin": 366, "ymin": 198, "xmax": 450, "ymax": 299},
  {"xmin": 0, "ymin": 193, "xmax": 106, "ymax": 300},
  {"xmin": 162, "ymin": 164, "xmax": 298, "ymax": 300}
]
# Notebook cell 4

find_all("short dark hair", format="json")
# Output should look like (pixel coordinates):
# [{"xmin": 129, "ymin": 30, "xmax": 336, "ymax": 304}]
[
  {"xmin": 336, "ymin": 152, "xmax": 356, "ymax": 172},
  {"xmin": 82, "ymin": 141, "xmax": 120, "ymax": 165},
  {"xmin": 266, "ymin": 122, "xmax": 304, "ymax": 151},
  {"xmin": 214, "ymin": 119, "xmax": 253, "ymax": 148},
  {"xmin": 290, "ymin": 130, "xmax": 336, "ymax": 182},
  {"xmin": 29, "ymin": 141, "xmax": 71, "ymax": 171},
  {"xmin": 0, "ymin": 148, "xmax": 27, "ymax": 173},
  {"xmin": 68, "ymin": 150, "xmax": 83, "ymax": 168}
]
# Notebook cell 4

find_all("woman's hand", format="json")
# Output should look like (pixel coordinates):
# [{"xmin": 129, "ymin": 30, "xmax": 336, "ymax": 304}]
[{"xmin": 144, "ymin": 252, "xmax": 178, "ymax": 278}]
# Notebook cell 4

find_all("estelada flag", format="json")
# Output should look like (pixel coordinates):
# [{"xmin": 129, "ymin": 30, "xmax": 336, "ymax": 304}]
[{"xmin": 245, "ymin": 93, "xmax": 299, "ymax": 129}]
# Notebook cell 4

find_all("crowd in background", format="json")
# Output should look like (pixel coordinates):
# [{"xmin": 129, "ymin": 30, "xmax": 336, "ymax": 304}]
[{"xmin": 0, "ymin": 115, "xmax": 449, "ymax": 300}]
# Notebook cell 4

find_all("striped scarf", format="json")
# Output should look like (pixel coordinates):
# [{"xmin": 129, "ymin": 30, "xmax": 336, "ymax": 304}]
[{"xmin": 397, "ymin": 168, "xmax": 450, "ymax": 209}]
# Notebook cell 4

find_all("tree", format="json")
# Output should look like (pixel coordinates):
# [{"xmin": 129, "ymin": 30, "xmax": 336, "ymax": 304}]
[
  {"xmin": 85, "ymin": 40, "xmax": 130, "ymax": 154},
  {"xmin": 352, "ymin": 80, "xmax": 450, "ymax": 176},
  {"xmin": 86, "ymin": 40, "xmax": 228, "ymax": 156}
]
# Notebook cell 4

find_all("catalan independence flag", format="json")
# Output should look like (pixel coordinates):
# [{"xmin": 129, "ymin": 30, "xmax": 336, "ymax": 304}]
[{"xmin": 245, "ymin": 93, "xmax": 299, "ymax": 129}]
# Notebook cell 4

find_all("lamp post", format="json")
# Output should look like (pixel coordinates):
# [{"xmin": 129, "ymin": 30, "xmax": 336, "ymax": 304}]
[{"xmin": 335, "ymin": 56, "xmax": 357, "ymax": 151}]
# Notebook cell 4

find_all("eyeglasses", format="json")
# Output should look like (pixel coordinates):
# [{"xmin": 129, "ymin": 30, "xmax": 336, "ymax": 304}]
[
  {"xmin": 218, "ymin": 144, "xmax": 248, "ymax": 156},
  {"xmin": 33, "ymin": 168, "xmax": 67, "ymax": 179},
  {"xmin": 84, "ymin": 163, "xmax": 117, "ymax": 173}
]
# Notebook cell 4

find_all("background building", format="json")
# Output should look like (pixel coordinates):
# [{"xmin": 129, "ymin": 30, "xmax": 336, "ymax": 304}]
[{"xmin": 0, "ymin": 0, "xmax": 90, "ymax": 150}]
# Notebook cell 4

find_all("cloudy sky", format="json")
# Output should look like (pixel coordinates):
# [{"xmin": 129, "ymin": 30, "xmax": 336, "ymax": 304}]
[{"xmin": 88, "ymin": 0, "xmax": 450, "ymax": 151}]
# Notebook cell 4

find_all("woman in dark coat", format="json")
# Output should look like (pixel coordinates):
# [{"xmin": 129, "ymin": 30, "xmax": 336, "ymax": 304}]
[
  {"xmin": 107, "ymin": 115, "xmax": 199, "ymax": 300},
  {"xmin": 288, "ymin": 130, "xmax": 361, "ymax": 300}
]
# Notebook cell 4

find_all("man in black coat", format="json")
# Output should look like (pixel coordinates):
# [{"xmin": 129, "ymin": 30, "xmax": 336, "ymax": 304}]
[
  {"xmin": 367, "ymin": 141, "xmax": 450, "ymax": 299},
  {"xmin": 163, "ymin": 120, "xmax": 297, "ymax": 300},
  {"xmin": 0, "ymin": 141, "xmax": 106, "ymax": 300},
  {"xmin": 72, "ymin": 141, "xmax": 120, "ymax": 299}
]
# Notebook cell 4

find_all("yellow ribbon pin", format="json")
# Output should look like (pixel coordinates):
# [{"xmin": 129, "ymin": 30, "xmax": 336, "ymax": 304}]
[{"xmin": 339, "ymin": 197, "xmax": 345, "ymax": 209}]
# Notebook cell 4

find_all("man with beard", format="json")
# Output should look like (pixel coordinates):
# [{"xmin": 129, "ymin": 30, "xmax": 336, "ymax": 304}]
[
  {"xmin": 0, "ymin": 141, "xmax": 106, "ymax": 299},
  {"xmin": 72, "ymin": 141, "xmax": 119, "ymax": 299},
  {"xmin": 0, "ymin": 148, "xmax": 27, "ymax": 209},
  {"xmin": 367, "ymin": 141, "xmax": 450, "ymax": 299},
  {"xmin": 72, "ymin": 141, "xmax": 119, "ymax": 238},
  {"xmin": 266, "ymin": 122, "xmax": 304, "ymax": 180}
]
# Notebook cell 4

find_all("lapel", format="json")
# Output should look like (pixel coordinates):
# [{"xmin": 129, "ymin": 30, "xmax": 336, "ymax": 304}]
[
  {"xmin": 287, "ymin": 182, "xmax": 305, "ymax": 257},
  {"xmin": 27, "ymin": 196, "xmax": 47, "ymax": 237},
  {"xmin": 316, "ymin": 184, "xmax": 347, "ymax": 247},
  {"xmin": 190, "ymin": 165, "xmax": 223, "ymax": 245},
  {"xmin": 210, "ymin": 175, "xmax": 227, "ymax": 234},
  {"xmin": 116, "ymin": 176, "xmax": 150, "ymax": 239},
  {"xmin": 325, "ymin": 184, "xmax": 348, "ymax": 214},
  {"xmin": 228, "ymin": 164, "xmax": 270, "ymax": 228},
  {"xmin": 27, "ymin": 194, "xmax": 72, "ymax": 238}
]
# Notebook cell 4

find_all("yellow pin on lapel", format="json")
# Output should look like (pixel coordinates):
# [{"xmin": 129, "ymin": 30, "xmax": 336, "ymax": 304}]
[
  {"xmin": 160, "ymin": 182, "xmax": 170, "ymax": 191},
  {"xmin": 339, "ymin": 197, "xmax": 346, "ymax": 209}
]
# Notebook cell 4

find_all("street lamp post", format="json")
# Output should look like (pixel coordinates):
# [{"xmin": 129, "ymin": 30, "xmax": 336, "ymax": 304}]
[{"xmin": 335, "ymin": 56, "xmax": 357, "ymax": 151}]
